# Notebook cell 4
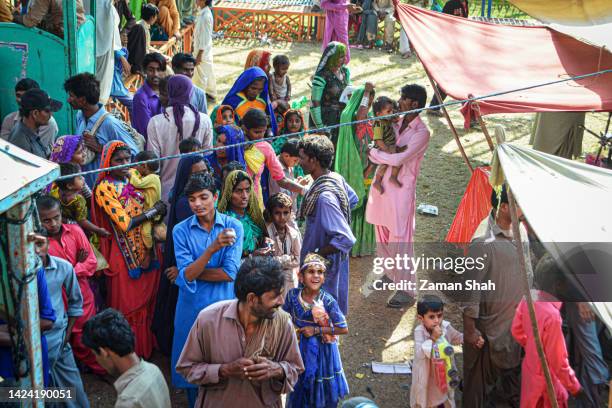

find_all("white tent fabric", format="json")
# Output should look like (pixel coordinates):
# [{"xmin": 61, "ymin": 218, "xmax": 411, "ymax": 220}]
[
  {"xmin": 549, "ymin": 23, "xmax": 612, "ymax": 51},
  {"xmin": 491, "ymin": 142, "xmax": 612, "ymax": 334}
]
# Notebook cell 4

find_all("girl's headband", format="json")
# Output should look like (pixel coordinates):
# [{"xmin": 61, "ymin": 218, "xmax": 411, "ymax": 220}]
[{"xmin": 300, "ymin": 260, "xmax": 327, "ymax": 272}]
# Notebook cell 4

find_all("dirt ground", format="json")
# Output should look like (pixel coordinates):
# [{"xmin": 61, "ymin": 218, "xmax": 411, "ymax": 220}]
[{"xmin": 82, "ymin": 39, "xmax": 610, "ymax": 407}]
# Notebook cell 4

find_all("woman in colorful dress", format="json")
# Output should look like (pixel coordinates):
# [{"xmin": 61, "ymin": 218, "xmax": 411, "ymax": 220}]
[
  {"xmin": 335, "ymin": 83, "xmax": 377, "ymax": 256},
  {"xmin": 311, "ymin": 41, "xmax": 351, "ymax": 144},
  {"xmin": 151, "ymin": 154, "xmax": 209, "ymax": 355},
  {"xmin": 222, "ymin": 66, "xmax": 278, "ymax": 134},
  {"xmin": 217, "ymin": 169, "xmax": 268, "ymax": 257},
  {"xmin": 92, "ymin": 141, "xmax": 167, "ymax": 358}
]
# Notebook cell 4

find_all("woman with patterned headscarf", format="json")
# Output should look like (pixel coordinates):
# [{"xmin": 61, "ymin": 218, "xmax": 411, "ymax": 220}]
[
  {"xmin": 244, "ymin": 49, "xmax": 272, "ymax": 75},
  {"xmin": 310, "ymin": 41, "xmax": 352, "ymax": 145},
  {"xmin": 91, "ymin": 141, "xmax": 167, "ymax": 358},
  {"xmin": 217, "ymin": 170, "xmax": 269, "ymax": 257},
  {"xmin": 147, "ymin": 74, "xmax": 213, "ymax": 202}
]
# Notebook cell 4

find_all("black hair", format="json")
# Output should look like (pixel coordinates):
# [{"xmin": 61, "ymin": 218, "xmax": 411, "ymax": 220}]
[
  {"xmin": 15, "ymin": 78, "xmax": 40, "ymax": 93},
  {"xmin": 416, "ymin": 294, "xmax": 444, "ymax": 316},
  {"xmin": 172, "ymin": 53, "xmax": 197, "ymax": 70},
  {"xmin": 280, "ymin": 138, "xmax": 300, "ymax": 156},
  {"xmin": 82, "ymin": 308, "xmax": 135, "ymax": 357},
  {"xmin": 242, "ymin": 109, "xmax": 268, "ymax": 130},
  {"xmin": 135, "ymin": 151, "xmax": 160, "ymax": 173},
  {"xmin": 264, "ymin": 192, "xmax": 293, "ymax": 222},
  {"xmin": 272, "ymin": 54, "xmax": 290, "ymax": 69},
  {"xmin": 400, "ymin": 84, "xmax": 427, "ymax": 110},
  {"xmin": 222, "ymin": 161, "xmax": 246, "ymax": 175},
  {"xmin": 230, "ymin": 170, "xmax": 252, "ymax": 192},
  {"xmin": 220, "ymin": 106, "xmax": 234, "ymax": 116},
  {"xmin": 179, "ymin": 137, "xmax": 203, "ymax": 153},
  {"xmin": 143, "ymin": 52, "xmax": 167, "ymax": 72},
  {"xmin": 283, "ymin": 110, "xmax": 302, "ymax": 128},
  {"xmin": 63, "ymin": 73, "xmax": 100, "ymax": 105},
  {"xmin": 36, "ymin": 195, "xmax": 61, "ymax": 213},
  {"xmin": 110, "ymin": 145, "xmax": 132, "ymax": 161},
  {"xmin": 234, "ymin": 256, "xmax": 285, "ymax": 301},
  {"xmin": 491, "ymin": 184, "xmax": 508, "ymax": 210},
  {"xmin": 373, "ymin": 96, "xmax": 395, "ymax": 115},
  {"xmin": 141, "ymin": 3, "xmax": 159, "ymax": 21},
  {"xmin": 55, "ymin": 162, "xmax": 82, "ymax": 190},
  {"xmin": 298, "ymin": 135, "xmax": 334, "ymax": 170},
  {"xmin": 184, "ymin": 172, "xmax": 216, "ymax": 197}
]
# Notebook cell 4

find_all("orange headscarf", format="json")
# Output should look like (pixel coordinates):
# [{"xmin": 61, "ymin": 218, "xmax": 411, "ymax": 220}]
[
  {"xmin": 96, "ymin": 141, "xmax": 129, "ymax": 184},
  {"xmin": 215, "ymin": 105, "xmax": 236, "ymax": 127},
  {"xmin": 244, "ymin": 50, "xmax": 272, "ymax": 73}
]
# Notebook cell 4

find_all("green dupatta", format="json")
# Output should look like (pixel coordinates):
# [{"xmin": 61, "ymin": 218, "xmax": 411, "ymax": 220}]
[{"xmin": 334, "ymin": 86, "xmax": 367, "ymax": 209}]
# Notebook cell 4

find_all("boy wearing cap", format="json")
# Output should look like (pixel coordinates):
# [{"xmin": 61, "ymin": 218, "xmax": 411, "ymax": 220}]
[
  {"xmin": 1, "ymin": 78, "xmax": 59, "ymax": 145},
  {"xmin": 6, "ymin": 88, "xmax": 62, "ymax": 159}
]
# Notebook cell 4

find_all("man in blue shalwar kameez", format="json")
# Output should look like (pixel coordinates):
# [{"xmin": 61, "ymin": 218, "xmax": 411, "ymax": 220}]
[{"xmin": 298, "ymin": 135, "xmax": 357, "ymax": 316}]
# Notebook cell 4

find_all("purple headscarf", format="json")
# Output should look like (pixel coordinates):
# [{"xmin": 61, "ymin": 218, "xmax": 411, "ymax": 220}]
[
  {"xmin": 166, "ymin": 75, "xmax": 200, "ymax": 140},
  {"xmin": 50, "ymin": 135, "xmax": 82, "ymax": 163}
]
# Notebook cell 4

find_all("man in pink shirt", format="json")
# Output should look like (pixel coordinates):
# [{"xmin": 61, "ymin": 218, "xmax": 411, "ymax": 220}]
[
  {"xmin": 366, "ymin": 84, "xmax": 430, "ymax": 308},
  {"xmin": 512, "ymin": 255, "xmax": 583, "ymax": 407},
  {"xmin": 38, "ymin": 195, "xmax": 106, "ymax": 375}
]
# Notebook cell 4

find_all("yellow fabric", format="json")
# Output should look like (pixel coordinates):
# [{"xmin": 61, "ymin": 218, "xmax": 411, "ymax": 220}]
[
  {"xmin": 95, "ymin": 179, "xmax": 147, "ymax": 264},
  {"xmin": 0, "ymin": 0, "xmax": 11, "ymax": 23},
  {"xmin": 128, "ymin": 169, "xmax": 163, "ymax": 249},
  {"xmin": 129, "ymin": 169, "xmax": 161, "ymax": 210},
  {"xmin": 508, "ymin": 0, "xmax": 612, "ymax": 25},
  {"xmin": 244, "ymin": 146, "xmax": 267, "ymax": 210},
  {"xmin": 235, "ymin": 92, "xmax": 267, "ymax": 119}
]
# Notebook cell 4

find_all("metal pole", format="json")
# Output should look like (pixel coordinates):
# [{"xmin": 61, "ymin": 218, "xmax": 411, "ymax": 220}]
[
  {"xmin": 6, "ymin": 198, "xmax": 44, "ymax": 408},
  {"xmin": 506, "ymin": 189, "xmax": 559, "ymax": 408}
]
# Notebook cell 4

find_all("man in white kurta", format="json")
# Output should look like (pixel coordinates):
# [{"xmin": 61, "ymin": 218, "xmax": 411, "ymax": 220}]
[
  {"xmin": 96, "ymin": 0, "xmax": 122, "ymax": 103},
  {"xmin": 193, "ymin": 0, "xmax": 217, "ymax": 99}
]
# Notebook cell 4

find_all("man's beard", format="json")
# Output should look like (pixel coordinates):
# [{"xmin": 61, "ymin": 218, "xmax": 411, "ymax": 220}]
[{"xmin": 253, "ymin": 304, "xmax": 278, "ymax": 320}]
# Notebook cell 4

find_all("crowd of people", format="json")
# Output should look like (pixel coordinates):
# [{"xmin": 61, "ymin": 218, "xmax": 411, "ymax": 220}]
[{"xmin": 1, "ymin": 0, "xmax": 610, "ymax": 407}]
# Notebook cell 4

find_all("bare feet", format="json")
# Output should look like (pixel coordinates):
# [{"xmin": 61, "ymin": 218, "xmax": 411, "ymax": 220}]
[
  {"xmin": 373, "ymin": 179, "xmax": 385, "ymax": 194},
  {"xmin": 390, "ymin": 176, "xmax": 403, "ymax": 189}
]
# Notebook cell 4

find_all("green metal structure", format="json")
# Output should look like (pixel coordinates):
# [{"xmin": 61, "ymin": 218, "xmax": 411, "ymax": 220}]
[{"xmin": 0, "ymin": 0, "xmax": 96, "ymax": 135}]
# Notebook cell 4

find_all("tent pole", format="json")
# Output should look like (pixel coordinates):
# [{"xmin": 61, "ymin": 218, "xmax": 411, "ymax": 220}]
[
  {"xmin": 507, "ymin": 187, "xmax": 559, "ymax": 408},
  {"xmin": 418, "ymin": 57, "xmax": 474, "ymax": 172},
  {"xmin": 472, "ymin": 102, "xmax": 495, "ymax": 151}
]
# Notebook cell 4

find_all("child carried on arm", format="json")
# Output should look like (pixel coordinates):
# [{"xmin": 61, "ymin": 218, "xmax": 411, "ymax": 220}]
[{"xmin": 371, "ymin": 96, "xmax": 403, "ymax": 194}]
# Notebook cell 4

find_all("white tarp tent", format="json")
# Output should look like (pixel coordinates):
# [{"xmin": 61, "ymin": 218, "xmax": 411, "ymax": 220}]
[{"xmin": 490, "ymin": 141, "xmax": 612, "ymax": 334}]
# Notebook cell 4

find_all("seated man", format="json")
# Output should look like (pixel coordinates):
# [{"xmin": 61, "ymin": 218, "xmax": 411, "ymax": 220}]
[
  {"xmin": 148, "ymin": 0, "xmax": 181, "ymax": 40},
  {"xmin": 1, "ymin": 78, "xmax": 58, "ymax": 148},
  {"xmin": 374, "ymin": 0, "xmax": 396, "ymax": 51},
  {"xmin": 127, "ymin": 4, "xmax": 160, "ymax": 75},
  {"xmin": 14, "ymin": 0, "xmax": 86, "ymax": 38}
]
